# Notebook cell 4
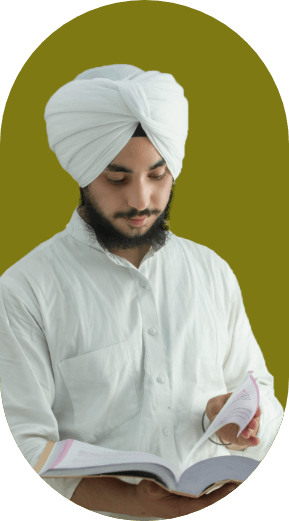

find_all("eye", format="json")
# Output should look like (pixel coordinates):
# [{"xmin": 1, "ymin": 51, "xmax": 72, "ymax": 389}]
[{"xmin": 108, "ymin": 171, "xmax": 167, "ymax": 185}]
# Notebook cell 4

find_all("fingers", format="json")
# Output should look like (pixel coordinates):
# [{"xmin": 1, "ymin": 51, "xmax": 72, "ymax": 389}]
[
  {"xmin": 241, "ymin": 407, "xmax": 261, "ymax": 438},
  {"xmin": 240, "ymin": 434, "xmax": 260, "ymax": 446},
  {"xmin": 241, "ymin": 406, "xmax": 261, "ymax": 435},
  {"xmin": 246, "ymin": 436, "xmax": 260, "ymax": 446},
  {"xmin": 203, "ymin": 483, "xmax": 240, "ymax": 506},
  {"xmin": 240, "ymin": 420, "xmax": 259, "ymax": 439},
  {"xmin": 247, "ymin": 418, "xmax": 258, "ymax": 430},
  {"xmin": 176, "ymin": 483, "xmax": 240, "ymax": 516}
]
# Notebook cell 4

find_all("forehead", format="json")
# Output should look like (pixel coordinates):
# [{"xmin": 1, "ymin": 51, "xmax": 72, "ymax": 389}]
[{"xmin": 110, "ymin": 137, "xmax": 163, "ymax": 166}]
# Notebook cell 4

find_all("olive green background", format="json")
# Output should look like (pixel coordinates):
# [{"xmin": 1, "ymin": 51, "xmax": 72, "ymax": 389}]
[{"xmin": 0, "ymin": 1, "xmax": 288, "ymax": 408}]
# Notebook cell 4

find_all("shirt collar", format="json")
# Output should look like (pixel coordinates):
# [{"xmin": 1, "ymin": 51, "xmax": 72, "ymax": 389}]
[{"xmin": 65, "ymin": 207, "xmax": 171, "ymax": 267}]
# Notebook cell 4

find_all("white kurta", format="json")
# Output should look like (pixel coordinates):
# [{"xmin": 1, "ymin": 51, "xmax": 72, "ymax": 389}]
[{"xmin": 0, "ymin": 208, "xmax": 283, "ymax": 519}]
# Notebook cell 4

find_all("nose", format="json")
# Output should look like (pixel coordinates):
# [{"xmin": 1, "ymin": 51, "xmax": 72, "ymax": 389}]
[{"xmin": 127, "ymin": 180, "xmax": 151, "ymax": 219}]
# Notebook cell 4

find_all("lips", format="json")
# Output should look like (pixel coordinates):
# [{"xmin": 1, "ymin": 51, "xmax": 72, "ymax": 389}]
[{"xmin": 126, "ymin": 216, "xmax": 147, "ymax": 226}]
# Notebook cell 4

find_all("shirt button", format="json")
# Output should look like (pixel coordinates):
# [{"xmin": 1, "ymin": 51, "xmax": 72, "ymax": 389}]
[
  {"xmin": 163, "ymin": 428, "xmax": 170, "ymax": 436},
  {"xmin": 149, "ymin": 328, "xmax": 157, "ymax": 336},
  {"xmin": 140, "ymin": 280, "xmax": 146, "ymax": 287},
  {"xmin": 157, "ymin": 375, "xmax": 165, "ymax": 384}
]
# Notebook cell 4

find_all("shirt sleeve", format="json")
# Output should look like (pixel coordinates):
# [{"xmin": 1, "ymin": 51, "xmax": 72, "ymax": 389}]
[
  {"xmin": 221, "ymin": 267, "xmax": 284, "ymax": 460},
  {"xmin": 0, "ymin": 283, "xmax": 82, "ymax": 500}
]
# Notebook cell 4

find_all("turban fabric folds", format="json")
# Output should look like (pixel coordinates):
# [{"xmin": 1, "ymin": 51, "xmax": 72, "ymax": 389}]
[{"xmin": 44, "ymin": 65, "xmax": 188, "ymax": 187}]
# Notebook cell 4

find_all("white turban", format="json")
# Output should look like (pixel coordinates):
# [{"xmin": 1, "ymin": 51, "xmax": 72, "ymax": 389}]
[{"xmin": 44, "ymin": 64, "xmax": 188, "ymax": 187}]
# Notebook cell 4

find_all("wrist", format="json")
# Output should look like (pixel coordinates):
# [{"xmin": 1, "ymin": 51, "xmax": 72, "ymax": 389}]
[{"xmin": 71, "ymin": 476, "xmax": 139, "ymax": 515}]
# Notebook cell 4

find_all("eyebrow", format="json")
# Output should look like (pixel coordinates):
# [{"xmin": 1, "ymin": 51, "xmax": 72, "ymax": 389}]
[{"xmin": 105, "ymin": 158, "xmax": 166, "ymax": 174}]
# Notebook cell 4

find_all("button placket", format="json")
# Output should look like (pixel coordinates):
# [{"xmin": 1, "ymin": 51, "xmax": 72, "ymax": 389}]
[{"xmin": 144, "ymin": 322, "xmax": 176, "ymax": 462}]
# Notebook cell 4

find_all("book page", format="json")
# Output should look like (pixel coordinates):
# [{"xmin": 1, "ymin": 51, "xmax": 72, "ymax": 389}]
[
  {"xmin": 205, "ymin": 372, "xmax": 259, "ymax": 437},
  {"xmin": 179, "ymin": 372, "xmax": 259, "ymax": 477},
  {"xmin": 39, "ymin": 439, "xmax": 176, "ymax": 478}
]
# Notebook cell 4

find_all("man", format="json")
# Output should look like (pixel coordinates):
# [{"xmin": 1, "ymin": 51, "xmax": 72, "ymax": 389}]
[{"xmin": 0, "ymin": 65, "xmax": 283, "ymax": 519}]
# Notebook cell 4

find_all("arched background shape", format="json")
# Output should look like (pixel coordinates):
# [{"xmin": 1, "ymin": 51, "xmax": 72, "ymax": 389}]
[{"xmin": 0, "ymin": 1, "xmax": 288, "ymax": 407}]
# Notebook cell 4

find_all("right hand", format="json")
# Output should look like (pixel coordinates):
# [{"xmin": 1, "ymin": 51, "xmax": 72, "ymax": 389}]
[{"xmin": 132, "ymin": 479, "xmax": 240, "ymax": 518}]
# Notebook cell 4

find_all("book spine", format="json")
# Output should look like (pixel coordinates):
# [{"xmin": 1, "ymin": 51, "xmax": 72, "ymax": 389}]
[{"xmin": 50, "ymin": 439, "xmax": 74, "ymax": 469}]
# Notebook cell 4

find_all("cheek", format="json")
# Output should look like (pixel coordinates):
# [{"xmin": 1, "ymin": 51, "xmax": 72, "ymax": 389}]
[{"xmin": 91, "ymin": 184, "xmax": 117, "ymax": 214}]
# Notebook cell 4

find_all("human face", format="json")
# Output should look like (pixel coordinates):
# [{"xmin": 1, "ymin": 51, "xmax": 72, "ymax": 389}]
[{"xmin": 79, "ymin": 137, "xmax": 175, "ymax": 252}]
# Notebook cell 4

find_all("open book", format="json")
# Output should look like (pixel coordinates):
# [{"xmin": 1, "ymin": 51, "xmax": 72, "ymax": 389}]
[{"xmin": 35, "ymin": 372, "xmax": 260, "ymax": 498}]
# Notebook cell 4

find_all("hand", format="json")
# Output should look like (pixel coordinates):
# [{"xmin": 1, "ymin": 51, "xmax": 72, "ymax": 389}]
[
  {"xmin": 206, "ymin": 393, "xmax": 262, "ymax": 450},
  {"xmin": 133, "ymin": 479, "xmax": 240, "ymax": 518}
]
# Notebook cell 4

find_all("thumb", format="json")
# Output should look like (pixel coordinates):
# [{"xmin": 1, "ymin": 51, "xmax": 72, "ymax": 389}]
[
  {"xmin": 144, "ymin": 480, "xmax": 167, "ymax": 498},
  {"xmin": 225, "ymin": 484, "xmax": 240, "ymax": 493}
]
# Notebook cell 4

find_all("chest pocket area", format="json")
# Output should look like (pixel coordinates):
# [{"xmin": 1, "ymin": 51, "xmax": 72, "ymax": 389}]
[{"xmin": 58, "ymin": 341, "xmax": 139, "ymax": 438}]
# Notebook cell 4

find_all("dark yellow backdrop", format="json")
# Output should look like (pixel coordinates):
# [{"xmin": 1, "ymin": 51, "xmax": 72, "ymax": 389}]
[{"xmin": 1, "ymin": 2, "xmax": 288, "ymax": 408}]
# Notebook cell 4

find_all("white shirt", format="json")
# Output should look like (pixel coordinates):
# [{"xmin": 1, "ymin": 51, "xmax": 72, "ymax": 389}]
[{"xmin": 0, "ymin": 208, "xmax": 283, "ymax": 519}]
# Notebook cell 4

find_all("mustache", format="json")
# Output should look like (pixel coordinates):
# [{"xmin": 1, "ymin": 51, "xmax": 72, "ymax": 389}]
[{"xmin": 114, "ymin": 209, "xmax": 161, "ymax": 219}]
